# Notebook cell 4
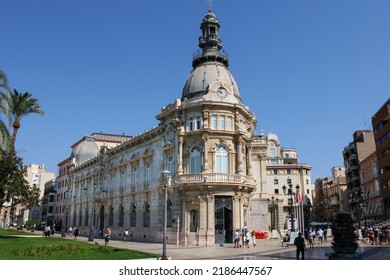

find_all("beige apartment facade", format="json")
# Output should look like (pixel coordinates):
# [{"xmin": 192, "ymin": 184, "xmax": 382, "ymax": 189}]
[
  {"xmin": 65, "ymin": 8, "xmax": 311, "ymax": 246},
  {"xmin": 0, "ymin": 164, "xmax": 54, "ymax": 228}
]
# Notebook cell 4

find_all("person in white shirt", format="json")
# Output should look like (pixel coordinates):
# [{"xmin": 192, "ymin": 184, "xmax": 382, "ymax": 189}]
[
  {"xmin": 123, "ymin": 229, "xmax": 129, "ymax": 242},
  {"xmin": 317, "ymin": 228, "xmax": 324, "ymax": 245}
]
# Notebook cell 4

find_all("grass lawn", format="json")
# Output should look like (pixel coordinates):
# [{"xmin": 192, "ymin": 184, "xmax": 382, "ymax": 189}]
[{"xmin": 0, "ymin": 229, "xmax": 158, "ymax": 260}]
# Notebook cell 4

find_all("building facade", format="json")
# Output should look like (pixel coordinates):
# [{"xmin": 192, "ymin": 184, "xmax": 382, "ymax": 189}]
[
  {"xmin": 343, "ymin": 130, "xmax": 376, "ymax": 223},
  {"xmin": 372, "ymin": 98, "xmax": 390, "ymax": 220},
  {"xmin": 54, "ymin": 133, "xmax": 132, "ymax": 231},
  {"xmin": 65, "ymin": 8, "xmax": 312, "ymax": 246},
  {"xmin": 0, "ymin": 164, "xmax": 55, "ymax": 228},
  {"xmin": 313, "ymin": 171, "xmax": 348, "ymax": 224},
  {"xmin": 359, "ymin": 152, "xmax": 382, "ymax": 225}
]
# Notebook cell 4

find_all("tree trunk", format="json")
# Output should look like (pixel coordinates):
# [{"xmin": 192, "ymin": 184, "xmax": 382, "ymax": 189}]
[{"xmin": 12, "ymin": 118, "xmax": 20, "ymax": 144}]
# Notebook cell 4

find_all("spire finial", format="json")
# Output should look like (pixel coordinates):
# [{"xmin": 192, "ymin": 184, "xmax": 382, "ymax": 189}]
[{"xmin": 207, "ymin": 0, "xmax": 213, "ymax": 11}]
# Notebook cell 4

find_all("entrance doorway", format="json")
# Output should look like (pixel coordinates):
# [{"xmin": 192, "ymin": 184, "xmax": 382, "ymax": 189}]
[{"xmin": 215, "ymin": 196, "xmax": 233, "ymax": 244}]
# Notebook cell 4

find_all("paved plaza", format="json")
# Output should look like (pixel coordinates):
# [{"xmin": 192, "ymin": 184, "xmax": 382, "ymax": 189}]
[{"xmin": 65, "ymin": 234, "xmax": 389, "ymax": 260}]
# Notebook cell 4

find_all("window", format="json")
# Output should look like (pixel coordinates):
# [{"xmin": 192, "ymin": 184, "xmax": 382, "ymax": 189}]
[
  {"xmin": 143, "ymin": 202, "xmax": 150, "ymax": 227},
  {"xmin": 109, "ymin": 206, "xmax": 114, "ymax": 226},
  {"xmin": 145, "ymin": 162, "xmax": 151, "ymax": 183},
  {"xmin": 215, "ymin": 145, "xmax": 228, "ymax": 173},
  {"xmin": 167, "ymin": 155, "xmax": 174, "ymax": 174},
  {"xmin": 189, "ymin": 116, "xmax": 202, "ymax": 131},
  {"xmin": 85, "ymin": 209, "xmax": 89, "ymax": 226},
  {"xmin": 227, "ymin": 116, "xmax": 232, "ymax": 130},
  {"xmin": 220, "ymin": 115, "xmax": 225, "ymax": 130},
  {"xmin": 269, "ymin": 147, "xmax": 276, "ymax": 158},
  {"xmin": 274, "ymin": 179, "xmax": 279, "ymax": 184},
  {"xmin": 132, "ymin": 167, "xmax": 138, "ymax": 185},
  {"xmin": 111, "ymin": 173, "xmax": 116, "ymax": 189},
  {"xmin": 273, "ymin": 169, "xmax": 278, "ymax": 175},
  {"xmin": 189, "ymin": 117, "xmax": 194, "ymax": 131},
  {"xmin": 285, "ymin": 153, "xmax": 290, "ymax": 158},
  {"xmin": 190, "ymin": 146, "xmax": 201, "ymax": 173},
  {"xmin": 287, "ymin": 178, "xmax": 292, "ymax": 184},
  {"xmin": 212, "ymin": 114, "xmax": 217, "ymax": 129},
  {"xmin": 130, "ymin": 203, "xmax": 136, "ymax": 227},
  {"xmin": 120, "ymin": 170, "xmax": 125, "ymax": 188},
  {"xmin": 196, "ymin": 116, "xmax": 201, "ymax": 130},
  {"xmin": 118, "ymin": 205, "xmax": 124, "ymax": 227},
  {"xmin": 79, "ymin": 210, "xmax": 82, "ymax": 226},
  {"xmin": 275, "ymin": 189, "xmax": 279, "ymax": 194},
  {"xmin": 287, "ymin": 169, "xmax": 291, "ymax": 174}
]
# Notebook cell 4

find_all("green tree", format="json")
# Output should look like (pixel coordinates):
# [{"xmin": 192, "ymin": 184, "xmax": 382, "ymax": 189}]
[
  {"xmin": 9, "ymin": 89, "xmax": 45, "ymax": 144},
  {"xmin": 0, "ymin": 149, "xmax": 40, "ymax": 212},
  {"xmin": 0, "ymin": 71, "xmax": 11, "ymax": 150}
]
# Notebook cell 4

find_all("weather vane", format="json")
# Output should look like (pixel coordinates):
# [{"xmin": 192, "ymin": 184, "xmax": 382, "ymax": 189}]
[{"xmin": 208, "ymin": 0, "xmax": 213, "ymax": 11}]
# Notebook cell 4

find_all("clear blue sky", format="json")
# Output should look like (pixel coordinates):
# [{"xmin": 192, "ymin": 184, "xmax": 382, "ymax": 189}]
[{"xmin": 1, "ymin": 0, "xmax": 389, "ymax": 181}]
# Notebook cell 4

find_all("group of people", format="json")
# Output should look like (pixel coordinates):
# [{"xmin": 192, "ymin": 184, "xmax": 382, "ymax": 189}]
[
  {"xmin": 293, "ymin": 227, "xmax": 329, "ymax": 260},
  {"xmin": 233, "ymin": 228, "xmax": 257, "ymax": 248},
  {"xmin": 43, "ymin": 226, "xmax": 56, "ymax": 237},
  {"xmin": 356, "ymin": 226, "xmax": 390, "ymax": 245},
  {"xmin": 67, "ymin": 226, "xmax": 80, "ymax": 239}
]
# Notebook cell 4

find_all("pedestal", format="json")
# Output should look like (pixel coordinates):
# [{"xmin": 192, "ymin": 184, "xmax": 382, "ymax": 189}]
[
  {"xmin": 270, "ymin": 229, "xmax": 279, "ymax": 239},
  {"xmin": 328, "ymin": 253, "xmax": 362, "ymax": 260}
]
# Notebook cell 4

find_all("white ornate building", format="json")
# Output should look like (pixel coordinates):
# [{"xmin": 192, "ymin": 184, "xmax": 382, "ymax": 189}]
[{"xmin": 65, "ymin": 8, "xmax": 312, "ymax": 246}]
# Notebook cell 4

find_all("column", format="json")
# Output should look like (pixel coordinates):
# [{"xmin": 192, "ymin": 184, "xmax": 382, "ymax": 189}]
[
  {"xmin": 236, "ymin": 137, "xmax": 243, "ymax": 174},
  {"xmin": 178, "ymin": 136, "xmax": 184, "ymax": 175},
  {"xmin": 247, "ymin": 144, "xmax": 253, "ymax": 176},
  {"xmin": 203, "ymin": 134, "xmax": 209, "ymax": 172}
]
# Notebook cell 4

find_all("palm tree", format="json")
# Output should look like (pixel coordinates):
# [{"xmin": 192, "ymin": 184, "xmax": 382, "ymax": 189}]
[
  {"xmin": 0, "ymin": 70, "xmax": 11, "ymax": 150},
  {"xmin": 9, "ymin": 89, "xmax": 45, "ymax": 145}
]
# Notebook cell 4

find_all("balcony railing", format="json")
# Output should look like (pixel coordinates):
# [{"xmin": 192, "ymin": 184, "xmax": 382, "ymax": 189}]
[{"xmin": 175, "ymin": 173, "xmax": 255, "ymax": 185}]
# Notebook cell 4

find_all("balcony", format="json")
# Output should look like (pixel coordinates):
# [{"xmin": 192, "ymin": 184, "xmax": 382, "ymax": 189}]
[
  {"xmin": 175, "ymin": 173, "xmax": 255, "ymax": 186},
  {"xmin": 349, "ymin": 154, "xmax": 357, "ymax": 161}
]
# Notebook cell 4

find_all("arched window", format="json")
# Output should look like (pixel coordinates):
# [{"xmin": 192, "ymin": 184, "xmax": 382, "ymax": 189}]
[
  {"xmin": 84, "ymin": 209, "xmax": 89, "ymax": 226},
  {"xmin": 269, "ymin": 142, "xmax": 276, "ymax": 158},
  {"xmin": 143, "ymin": 202, "xmax": 150, "ymax": 227},
  {"xmin": 190, "ymin": 146, "xmax": 201, "ymax": 173},
  {"xmin": 109, "ymin": 206, "xmax": 114, "ymax": 226},
  {"xmin": 118, "ymin": 204, "xmax": 124, "ymax": 227},
  {"xmin": 215, "ymin": 145, "xmax": 228, "ymax": 173},
  {"xmin": 130, "ymin": 203, "xmax": 136, "ymax": 227},
  {"xmin": 78, "ymin": 209, "xmax": 82, "ymax": 226}
]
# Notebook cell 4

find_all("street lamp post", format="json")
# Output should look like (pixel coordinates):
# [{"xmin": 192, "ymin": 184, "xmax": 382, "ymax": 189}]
[
  {"xmin": 282, "ymin": 184, "xmax": 300, "ymax": 232},
  {"xmin": 161, "ymin": 170, "xmax": 171, "ymax": 260},
  {"xmin": 268, "ymin": 196, "xmax": 279, "ymax": 231}
]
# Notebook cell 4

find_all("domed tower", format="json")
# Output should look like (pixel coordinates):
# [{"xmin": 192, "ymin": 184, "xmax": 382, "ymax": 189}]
[
  {"xmin": 182, "ymin": 8, "xmax": 242, "ymax": 104},
  {"xmin": 157, "ymin": 6, "xmax": 259, "ymax": 247}
]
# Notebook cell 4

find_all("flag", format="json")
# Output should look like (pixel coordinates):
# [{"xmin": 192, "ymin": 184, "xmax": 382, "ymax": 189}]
[{"xmin": 295, "ymin": 193, "xmax": 300, "ymax": 205}]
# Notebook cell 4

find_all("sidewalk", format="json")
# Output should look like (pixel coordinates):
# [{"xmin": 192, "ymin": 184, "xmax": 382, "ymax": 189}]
[{"xmin": 66, "ymin": 234, "xmax": 390, "ymax": 260}]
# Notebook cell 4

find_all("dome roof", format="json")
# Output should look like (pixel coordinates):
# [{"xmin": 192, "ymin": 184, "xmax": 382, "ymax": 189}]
[
  {"xmin": 267, "ymin": 131, "xmax": 279, "ymax": 143},
  {"xmin": 182, "ymin": 61, "xmax": 240, "ymax": 100},
  {"xmin": 73, "ymin": 136, "xmax": 99, "ymax": 164}
]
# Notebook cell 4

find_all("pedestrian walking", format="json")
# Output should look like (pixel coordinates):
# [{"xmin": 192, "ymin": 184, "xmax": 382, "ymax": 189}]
[
  {"xmin": 294, "ymin": 232, "xmax": 306, "ymax": 260},
  {"xmin": 123, "ymin": 229, "xmax": 129, "ymax": 242},
  {"xmin": 251, "ymin": 230, "xmax": 256, "ymax": 247},
  {"xmin": 317, "ymin": 228, "xmax": 324, "ymax": 245},
  {"xmin": 74, "ymin": 227, "xmax": 79, "ymax": 240},
  {"xmin": 105, "ymin": 227, "xmax": 111, "ymax": 246}
]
